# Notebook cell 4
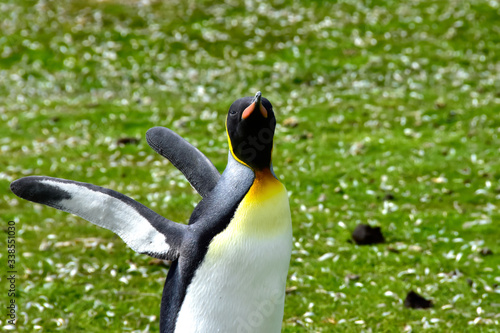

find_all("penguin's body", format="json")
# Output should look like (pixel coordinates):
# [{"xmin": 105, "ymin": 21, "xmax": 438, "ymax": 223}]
[
  {"xmin": 171, "ymin": 156, "xmax": 292, "ymax": 332},
  {"xmin": 11, "ymin": 92, "xmax": 292, "ymax": 333}
]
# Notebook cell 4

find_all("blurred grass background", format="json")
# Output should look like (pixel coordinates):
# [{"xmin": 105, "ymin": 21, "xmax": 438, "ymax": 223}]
[{"xmin": 1, "ymin": 0, "xmax": 499, "ymax": 331}]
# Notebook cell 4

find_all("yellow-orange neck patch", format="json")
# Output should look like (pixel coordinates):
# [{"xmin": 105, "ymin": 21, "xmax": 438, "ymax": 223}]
[{"xmin": 245, "ymin": 168, "xmax": 282, "ymax": 203}]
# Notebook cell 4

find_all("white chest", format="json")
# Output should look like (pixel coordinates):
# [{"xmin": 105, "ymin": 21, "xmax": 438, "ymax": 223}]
[{"xmin": 174, "ymin": 185, "xmax": 292, "ymax": 333}]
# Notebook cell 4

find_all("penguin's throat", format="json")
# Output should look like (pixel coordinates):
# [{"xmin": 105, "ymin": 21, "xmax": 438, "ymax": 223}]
[
  {"xmin": 247, "ymin": 168, "xmax": 282, "ymax": 201},
  {"xmin": 228, "ymin": 167, "xmax": 290, "ymax": 237}
]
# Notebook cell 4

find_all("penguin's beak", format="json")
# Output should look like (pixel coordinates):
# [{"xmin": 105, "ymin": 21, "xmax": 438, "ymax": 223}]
[{"xmin": 242, "ymin": 91, "xmax": 268, "ymax": 120}]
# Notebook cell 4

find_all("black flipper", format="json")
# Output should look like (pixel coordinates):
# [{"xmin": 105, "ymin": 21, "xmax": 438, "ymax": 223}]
[
  {"xmin": 146, "ymin": 127, "xmax": 220, "ymax": 198},
  {"xmin": 10, "ymin": 176, "xmax": 185, "ymax": 260}
]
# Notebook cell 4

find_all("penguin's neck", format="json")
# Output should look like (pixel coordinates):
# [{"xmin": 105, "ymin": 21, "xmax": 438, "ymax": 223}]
[
  {"xmin": 249, "ymin": 167, "xmax": 282, "ymax": 198},
  {"xmin": 228, "ymin": 167, "xmax": 289, "ymax": 237}
]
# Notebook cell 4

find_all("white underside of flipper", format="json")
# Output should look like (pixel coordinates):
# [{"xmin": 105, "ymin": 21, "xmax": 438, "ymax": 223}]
[
  {"xmin": 174, "ymin": 181, "xmax": 292, "ymax": 333},
  {"xmin": 38, "ymin": 179, "xmax": 171, "ymax": 255}
]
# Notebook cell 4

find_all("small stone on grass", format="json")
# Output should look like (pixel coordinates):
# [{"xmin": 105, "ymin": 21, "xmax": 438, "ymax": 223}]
[
  {"xmin": 352, "ymin": 224, "xmax": 385, "ymax": 245},
  {"xmin": 404, "ymin": 291, "xmax": 433, "ymax": 309}
]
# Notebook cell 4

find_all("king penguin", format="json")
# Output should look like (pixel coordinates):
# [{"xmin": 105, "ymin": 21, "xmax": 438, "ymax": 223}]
[{"xmin": 10, "ymin": 91, "xmax": 293, "ymax": 333}]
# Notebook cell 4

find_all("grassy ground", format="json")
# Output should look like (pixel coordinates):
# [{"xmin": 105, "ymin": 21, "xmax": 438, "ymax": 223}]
[{"xmin": 1, "ymin": 0, "xmax": 499, "ymax": 331}]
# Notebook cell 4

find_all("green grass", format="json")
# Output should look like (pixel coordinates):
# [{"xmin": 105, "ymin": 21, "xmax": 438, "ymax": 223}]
[{"xmin": 1, "ymin": 0, "xmax": 499, "ymax": 331}]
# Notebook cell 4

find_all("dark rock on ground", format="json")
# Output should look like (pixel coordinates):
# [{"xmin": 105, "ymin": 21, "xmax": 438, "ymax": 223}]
[
  {"xmin": 404, "ymin": 291, "xmax": 433, "ymax": 309},
  {"xmin": 480, "ymin": 248, "xmax": 493, "ymax": 256},
  {"xmin": 352, "ymin": 224, "xmax": 385, "ymax": 245}
]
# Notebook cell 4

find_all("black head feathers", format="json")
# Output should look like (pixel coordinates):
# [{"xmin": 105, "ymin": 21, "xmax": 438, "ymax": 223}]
[{"xmin": 226, "ymin": 91, "xmax": 276, "ymax": 170}]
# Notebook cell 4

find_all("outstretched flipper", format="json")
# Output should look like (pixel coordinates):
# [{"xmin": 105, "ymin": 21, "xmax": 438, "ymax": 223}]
[
  {"xmin": 146, "ymin": 127, "xmax": 220, "ymax": 198},
  {"xmin": 10, "ymin": 176, "xmax": 185, "ymax": 260}
]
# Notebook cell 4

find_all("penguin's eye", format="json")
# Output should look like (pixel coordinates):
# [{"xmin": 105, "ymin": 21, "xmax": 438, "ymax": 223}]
[{"xmin": 229, "ymin": 108, "xmax": 237, "ymax": 115}]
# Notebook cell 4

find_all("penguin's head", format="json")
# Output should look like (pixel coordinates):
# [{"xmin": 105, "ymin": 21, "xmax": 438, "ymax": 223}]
[{"xmin": 226, "ymin": 91, "xmax": 276, "ymax": 170}]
